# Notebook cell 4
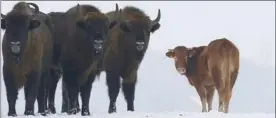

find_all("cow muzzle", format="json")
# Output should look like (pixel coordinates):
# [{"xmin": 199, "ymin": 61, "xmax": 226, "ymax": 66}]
[
  {"xmin": 136, "ymin": 41, "xmax": 145, "ymax": 51},
  {"xmin": 177, "ymin": 68, "xmax": 186, "ymax": 75},
  {"xmin": 10, "ymin": 41, "xmax": 21, "ymax": 54}
]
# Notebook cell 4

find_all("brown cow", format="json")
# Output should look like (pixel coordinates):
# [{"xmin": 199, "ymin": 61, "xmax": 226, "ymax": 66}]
[{"xmin": 166, "ymin": 38, "xmax": 239, "ymax": 113}]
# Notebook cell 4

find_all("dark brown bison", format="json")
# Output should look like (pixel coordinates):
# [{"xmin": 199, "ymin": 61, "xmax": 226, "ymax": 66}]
[
  {"xmin": 165, "ymin": 38, "xmax": 239, "ymax": 113},
  {"xmin": 1, "ymin": 2, "xmax": 53, "ymax": 116},
  {"xmin": 57, "ymin": 4, "xmax": 119, "ymax": 116},
  {"xmin": 100, "ymin": 6, "xmax": 161, "ymax": 113}
]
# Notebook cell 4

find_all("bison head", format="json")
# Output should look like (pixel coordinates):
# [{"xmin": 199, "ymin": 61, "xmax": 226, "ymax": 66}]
[
  {"xmin": 1, "ymin": 3, "xmax": 40, "ymax": 58},
  {"xmin": 119, "ymin": 9, "xmax": 161, "ymax": 52},
  {"xmin": 166, "ymin": 46, "xmax": 206, "ymax": 75},
  {"xmin": 76, "ymin": 4, "xmax": 119, "ymax": 54}
]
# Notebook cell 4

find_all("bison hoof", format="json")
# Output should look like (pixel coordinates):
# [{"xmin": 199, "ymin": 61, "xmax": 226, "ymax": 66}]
[
  {"xmin": 76, "ymin": 107, "xmax": 81, "ymax": 113},
  {"xmin": 68, "ymin": 108, "xmax": 77, "ymax": 115},
  {"xmin": 49, "ymin": 107, "xmax": 56, "ymax": 114},
  {"xmin": 81, "ymin": 109, "xmax": 90, "ymax": 116},
  {"xmin": 108, "ymin": 107, "xmax": 116, "ymax": 114},
  {"xmin": 24, "ymin": 110, "xmax": 34, "ymax": 116},
  {"xmin": 8, "ymin": 111, "xmax": 17, "ymax": 117},
  {"xmin": 39, "ymin": 112, "xmax": 47, "ymax": 116}
]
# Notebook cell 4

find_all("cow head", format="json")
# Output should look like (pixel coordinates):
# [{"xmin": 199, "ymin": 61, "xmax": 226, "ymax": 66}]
[
  {"xmin": 166, "ymin": 46, "xmax": 206, "ymax": 75},
  {"xmin": 76, "ymin": 4, "xmax": 119, "ymax": 54},
  {"xmin": 119, "ymin": 8, "xmax": 161, "ymax": 52},
  {"xmin": 1, "ymin": 2, "xmax": 40, "ymax": 58}
]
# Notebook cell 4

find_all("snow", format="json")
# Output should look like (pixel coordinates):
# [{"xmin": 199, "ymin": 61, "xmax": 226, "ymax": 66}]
[{"xmin": 1, "ymin": 1, "xmax": 275, "ymax": 118}]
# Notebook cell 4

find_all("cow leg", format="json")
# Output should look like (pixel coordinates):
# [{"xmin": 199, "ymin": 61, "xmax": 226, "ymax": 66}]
[
  {"xmin": 37, "ymin": 71, "xmax": 49, "ymax": 116},
  {"xmin": 24, "ymin": 71, "xmax": 41, "ymax": 116},
  {"xmin": 194, "ymin": 83, "xmax": 207, "ymax": 112},
  {"xmin": 122, "ymin": 76, "xmax": 137, "ymax": 112},
  {"xmin": 223, "ymin": 87, "xmax": 232, "ymax": 113},
  {"xmin": 48, "ymin": 70, "xmax": 60, "ymax": 114},
  {"xmin": 106, "ymin": 71, "xmax": 121, "ymax": 114},
  {"xmin": 80, "ymin": 73, "xmax": 96, "ymax": 116},
  {"xmin": 3, "ymin": 69, "xmax": 18, "ymax": 116},
  {"xmin": 61, "ymin": 79, "xmax": 69, "ymax": 113},
  {"xmin": 205, "ymin": 85, "xmax": 215, "ymax": 112},
  {"xmin": 217, "ymin": 88, "xmax": 225, "ymax": 112}
]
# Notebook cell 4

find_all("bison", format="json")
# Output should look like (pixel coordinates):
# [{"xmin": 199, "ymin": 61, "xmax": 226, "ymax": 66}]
[
  {"xmin": 100, "ymin": 6, "xmax": 161, "ymax": 113},
  {"xmin": 165, "ymin": 38, "xmax": 239, "ymax": 113},
  {"xmin": 56, "ymin": 4, "xmax": 120, "ymax": 116},
  {"xmin": 1, "ymin": 2, "xmax": 53, "ymax": 116}
]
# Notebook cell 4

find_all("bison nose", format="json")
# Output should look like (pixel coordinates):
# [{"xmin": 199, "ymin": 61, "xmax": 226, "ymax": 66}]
[
  {"xmin": 10, "ymin": 41, "xmax": 21, "ymax": 54},
  {"xmin": 93, "ymin": 40, "xmax": 104, "ymax": 50},
  {"xmin": 136, "ymin": 41, "xmax": 145, "ymax": 51},
  {"xmin": 177, "ymin": 68, "xmax": 186, "ymax": 75}
]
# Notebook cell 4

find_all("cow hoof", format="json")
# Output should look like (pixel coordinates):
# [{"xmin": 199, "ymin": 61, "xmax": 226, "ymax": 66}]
[
  {"xmin": 81, "ymin": 109, "xmax": 90, "ymax": 116},
  {"xmin": 24, "ymin": 110, "xmax": 34, "ymax": 116},
  {"xmin": 8, "ymin": 112, "xmax": 17, "ymax": 117}
]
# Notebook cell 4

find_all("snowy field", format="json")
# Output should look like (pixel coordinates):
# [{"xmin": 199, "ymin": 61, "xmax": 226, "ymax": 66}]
[{"xmin": 1, "ymin": 1, "xmax": 275, "ymax": 118}]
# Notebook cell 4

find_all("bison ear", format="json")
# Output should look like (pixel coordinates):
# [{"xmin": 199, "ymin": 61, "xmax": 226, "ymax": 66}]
[
  {"xmin": 29, "ymin": 20, "xmax": 41, "ymax": 30},
  {"xmin": 109, "ymin": 21, "xmax": 118, "ymax": 29},
  {"xmin": 150, "ymin": 23, "xmax": 160, "ymax": 33},
  {"xmin": 1, "ymin": 19, "xmax": 6, "ymax": 29},
  {"xmin": 166, "ymin": 49, "xmax": 175, "ymax": 58},
  {"xmin": 76, "ymin": 20, "xmax": 86, "ymax": 29},
  {"xmin": 119, "ymin": 21, "xmax": 131, "ymax": 32},
  {"xmin": 188, "ymin": 49, "xmax": 196, "ymax": 58}
]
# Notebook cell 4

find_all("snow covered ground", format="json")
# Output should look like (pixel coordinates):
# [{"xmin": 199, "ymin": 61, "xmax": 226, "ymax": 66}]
[{"xmin": 1, "ymin": 1, "xmax": 275, "ymax": 118}]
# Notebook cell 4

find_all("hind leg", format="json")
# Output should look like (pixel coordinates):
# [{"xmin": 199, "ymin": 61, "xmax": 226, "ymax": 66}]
[
  {"xmin": 61, "ymin": 79, "xmax": 69, "ymax": 113},
  {"xmin": 48, "ymin": 69, "xmax": 61, "ymax": 114},
  {"xmin": 80, "ymin": 73, "xmax": 96, "ymax": 116},
  {"xmin": 106, "ymin": 70, "xmax": 121, "ymax": 114},
  {"xmin": 205, "ymin": 85, "xmax": 215, "ymax": 112},
  {"xmin": 24, "ymin": 71, "xmax": 41, "ymax": 116},
  {"xmin": 3, "ymin": 68, "xmax": 18, "ymax": 116},
  {"xmin": 122, "ymin": 75, "xmax": 137, "ymax": 112}
]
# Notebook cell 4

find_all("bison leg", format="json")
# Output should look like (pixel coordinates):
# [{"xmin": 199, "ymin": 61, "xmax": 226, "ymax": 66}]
[
  {"xmin": 61, "ymin": 79, "xmax": 69, "ymax": 113},
  {"xmin": 3, "ymin": 69, "xmax": 18, "ymax": 116},
  {"xmin": 24, "ymin": 71, "xmax": 41, "ymax": 116},
  {"xmin": 122, "ymin": 76, "xmax": 137, "ymax": 112},
  {"xmin": 194, "ymin": 83, "xmax": 207, "ymax": 112},
  {"xmin": 63, "ymin": 71, "xmax": 79, "ymax": 115},
  {"xmin": 106, "ymin": 71, "xmax": 121, "ymax": 114},
  {"xmin": 205, "ymin": 85, "xmax": 215, "ymax": 112},
  {"xmin": 37, "ymin": 71, "xmax": 50, "ymax": 116},
  {"xmin": 80, "ymin": 73, "xmax": 96, "ymax": 116},
  {"xmin": 47, "ymin": 68, "xmax": 61, "ymax": 114}
]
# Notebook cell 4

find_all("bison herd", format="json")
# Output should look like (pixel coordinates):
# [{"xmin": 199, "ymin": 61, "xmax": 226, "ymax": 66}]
[{"xmin": 1, "ymin": 1, "xmax": 239, "ymax": 117}]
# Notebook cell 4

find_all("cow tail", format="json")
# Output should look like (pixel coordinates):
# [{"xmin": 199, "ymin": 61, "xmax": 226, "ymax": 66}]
[{"xmin": 220, "ymin": 42, "xmax": 231, "ymax": 90}]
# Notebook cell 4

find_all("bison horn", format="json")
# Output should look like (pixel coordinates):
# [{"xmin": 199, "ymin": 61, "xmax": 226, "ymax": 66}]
[
  {"xmin": 1, "ymin": 13, "xmax": 5, "ymax": 18},
  {"xmin": 114, "ymin": 3, "xmax": 121, "ymax": 20},
  {"xmin": 27, "ymin": 2, "xmax": 39, "ymax": 13},
  {"xmin": 151, "ymin": 9, "xmax": 161, "ymax": 26}
]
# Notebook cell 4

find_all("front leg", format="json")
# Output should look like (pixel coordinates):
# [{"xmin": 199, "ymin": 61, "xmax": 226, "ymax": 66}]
[
  {"xmin": 80, "ymin": 73, "xmax": 96, "ymax": 116},
  {"xmin": 194, "ymin": 83, "xmax": 207, "ymax": 112},
  {"xmin": 106, "ymin": 70, "xmax": 121, "ymax": 114},
  {"xmin": 122, "ymin": 75, "xmax": 137, "ymax": 112},
  {"xmin": 24, "ymin": 71, "xmax": 41, "ymax": 116}
]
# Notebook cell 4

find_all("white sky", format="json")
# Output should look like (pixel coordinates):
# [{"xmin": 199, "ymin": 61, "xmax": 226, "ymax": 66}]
[{"xmin": 1, "ymin": 1, "xmax": 275, "ymax": 67}]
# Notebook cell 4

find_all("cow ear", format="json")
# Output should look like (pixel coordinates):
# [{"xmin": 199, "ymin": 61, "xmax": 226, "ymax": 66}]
[
  {"xmin": 1, "ymin": 19, "xmax": 6, "ymax": 29},
  {"xmin": 150, "ymin": 23, "xmax": 160, "ymax": 33},
  {"xmin": 76, "ymin": 20, "xmax": 86, "ymax": 29},
  {"xmin": 166, "ymin": 49, "xmax": 175, "ymax": 58},
  {"xmin": 119, "ymin": 21, "xmax": 131, "ymax": 32},
  {"xmin": 109, "ymin": 21, "xmax": 118, "ymax": 29},
  {"xmin": 29, "ymin": 20, "xmax": 41, "ymax": 30}
]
